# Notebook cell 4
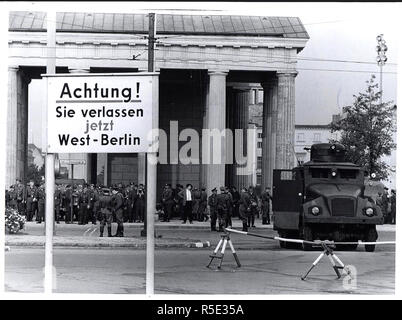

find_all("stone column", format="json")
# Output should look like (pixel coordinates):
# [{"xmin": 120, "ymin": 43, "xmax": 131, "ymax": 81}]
[
  {"xmin": 6, "ymin": 66, "xmax": 29, "ymax": 188},
  {"xmin": 138, "ymin": 153, "xmax": 146, "ymax": 185},
  {"xmin": 275, "ymin": 71, "xmax": 297, "ymax": 170},
  {"xmin": 261, "ymin": 78, "xmax": 278, "ymax": 189},
  {"xmin": 204, "ymin": 70, "xmax": 228, "ymax": 193},
  {"xmin": 69, "ymin": 68, "xmax": 92, "ymax": 183},
  {"xmin": 232, "ymin": 87, "xmax": 251, "ymax": 190}
]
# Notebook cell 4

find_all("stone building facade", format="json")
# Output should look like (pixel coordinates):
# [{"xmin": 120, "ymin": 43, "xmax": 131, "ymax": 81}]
[{"xmin": 7, "ymin": 11, "xmax": 309, "ymax": 197}]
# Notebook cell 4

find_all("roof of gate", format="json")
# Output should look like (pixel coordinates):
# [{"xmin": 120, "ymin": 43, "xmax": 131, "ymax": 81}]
[{"xmin": 9, "ymin": 11, "xmax": 309, "ymax": 39}]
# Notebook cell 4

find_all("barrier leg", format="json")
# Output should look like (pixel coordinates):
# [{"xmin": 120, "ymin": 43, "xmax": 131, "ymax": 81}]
[
  {"xmin": 228, "ymin": 239, "xmax": 241, "ymax": 267},
  {"xmin": 218, "ymin": 239, "xmax": 228, "ymax": 269},
  {"xmin": 301, "ymin": 252, "xmax": 324, "ymax": 281},
  {"xmin": 327, "ymin": 253, "xmax": 342, "ymax": 279},
  {"xmin": 206, "ymin": 238, "xmax": 223, "ymax": 268}
]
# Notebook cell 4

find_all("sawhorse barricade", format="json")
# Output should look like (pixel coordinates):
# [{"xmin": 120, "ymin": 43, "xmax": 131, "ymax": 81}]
[
  {"xmin": 209, "ymin": 228, "xmax": 395, "ymax": 281},
  {"xmin": 206, "ymin": 232, "xmax": 241, "ymax": 269}
]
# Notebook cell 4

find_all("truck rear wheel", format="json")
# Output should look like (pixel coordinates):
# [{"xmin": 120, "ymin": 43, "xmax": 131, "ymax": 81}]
[{"xmin": 365, "ymin": 227, "xmax": 378, "ymax": 252}]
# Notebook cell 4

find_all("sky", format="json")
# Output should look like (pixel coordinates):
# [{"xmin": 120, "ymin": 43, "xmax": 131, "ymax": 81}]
[{"xmin": 18, "ymin": 2, "xmax": 399, "ymax": 147}]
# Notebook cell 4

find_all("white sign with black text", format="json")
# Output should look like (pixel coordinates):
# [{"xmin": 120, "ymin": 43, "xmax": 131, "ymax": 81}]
[{"xmin": 46, "ymin": 73, "xmax": 155, "ymax": 153}]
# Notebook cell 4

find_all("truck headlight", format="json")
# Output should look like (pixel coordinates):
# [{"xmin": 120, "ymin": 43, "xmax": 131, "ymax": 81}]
[
  {"xmin": 364, "ymin": 207, "xmax": 375, "ymax": 217},
  {"xmin": 311, "ymin": 206, "xmax": 320, "ymax": 215}
]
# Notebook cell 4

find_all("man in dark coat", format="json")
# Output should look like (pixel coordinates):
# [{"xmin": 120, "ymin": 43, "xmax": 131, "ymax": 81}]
[
  {"xmin": 161, "ymin": 184, "xmax": 174, "ymax": 222},
  {"xmin": 239, "ymin": 187, "xmax": 251, "ymax": 231},
  {"xmin": 261, "ymin": 187, "xmax": 273, "ymax": 225},
  {"xmin": 112, "ymin": 187, "xmax": 125, "ymax": 237},
  {"xmin": 208, "ymin": 188, "xmax": 218, "ymax": 231}
]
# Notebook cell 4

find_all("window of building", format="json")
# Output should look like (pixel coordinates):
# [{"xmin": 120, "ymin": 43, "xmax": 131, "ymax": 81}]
[
  {"xmin": 257, "ymin": 142, "xmax": 262, "ymax": 148},
  {"xmin": 258, "ymin": 133, "xmax": 262, "ymax": 139},
  {"xmin": 257, "ymin": 175, "xmax": 262, "ymax": 185},
  {"xmin": 313, "ymin": 133, "xmax": 321, "ymax": 142},
  {"xmin": 296, "ymin": 133, "xmax": 305, "ymax": 142}
]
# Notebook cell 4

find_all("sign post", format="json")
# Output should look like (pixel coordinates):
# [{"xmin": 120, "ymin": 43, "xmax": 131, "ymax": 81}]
[{"xmin": 44, "ymin": 9, "xmax": 56, "ymax": 295}]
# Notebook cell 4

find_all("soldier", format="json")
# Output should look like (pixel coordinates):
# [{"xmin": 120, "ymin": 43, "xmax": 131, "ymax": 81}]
[
  {"xmin": 261, "ymin": 187, "xmax": 273, "ymax": 225},
  {"xmin": 8, "ymin": 186, "xmax": 17, "ymax": 210},
  {"xmin": 174, "ymin": 184, "xmax": 184, "ymax": 219},
  {"xmin": 98, "ymin": 188, "xmax": 113, "ymax": 237},
  {"xmin": 54, "ymin": 185, "xmax": 62, "ymax": 224},
  {"xmin": 15, "ymin": 179, "xmax": 25, "ymax": 215},
  {"xmin": 135, "ymin": 186, "xmax": 146, "ymax": 222},
  {"xmin": 192, "ymin": 187, "xmax": 201, "ymax": 221},
  {"xmin": 26, "ymin": 180, "xmax": 38, "ymax": 222},
  {"xmin": 216, "ymin": 187, "xmax": 231, "ymax": 231},
  {"xmin": 239, "ymin": 187, "xmax": 251, "ymax": 231},
  {"xmin": 390, "ymin": 189, "xmax": 396, "ymax": 225},
  {"xmin": 64, "ymin": 185, "xmax": 72, "ymax": 224},
  {"xmin": 112, "ymin": 187, "xmax": 125, "ymax": 237},
  {"xmin": 78, "ymin": 185, "xmax": 89, "ymax": 225},
  {"xmin": 128, "ymin": 184, "xmax": 138, "ymax": 222},
  {"xmin": 208, "ymin": 188, "xmax": 218, "ymax": 231},
  {"xmin": 199, "ymin": 187, "xmax": 208, "ymax": 222},
  {"xmin": 225, "ymin": 186, "xmax": 234, "ymax": 227},
  {"xmin": 230, "ymin": 186, "xmax": 240, "ymax": 219},
  {"xmin": 380, "ymin": 188, "xmax": 390, "ymax": 223},
  {"xmin": 248, "ymin": 186, "xmax": 258, "ymax": 228},
  {"xmin": 37, "ymin": 184, "xmax": 46, "ymax": 224},
  {"xmin": 71, "ymin": 186, "xmax": 81, "ymax": 223},
  {"xmin": 161, "ymin": 184, "xmax": 174, "ymax": 222}
]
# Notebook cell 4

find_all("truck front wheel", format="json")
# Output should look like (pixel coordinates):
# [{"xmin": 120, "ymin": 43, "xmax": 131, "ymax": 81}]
[{"xmin": 364, "ymin": 227, "xmax": 378, "ymax": 252}]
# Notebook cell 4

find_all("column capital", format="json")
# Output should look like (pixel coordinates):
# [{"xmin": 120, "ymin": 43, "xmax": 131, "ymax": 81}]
[
  {"xmin": 276, "ymin": 70, "xmax": 298, "ymax": 77},
  {"xmin": 208, "ymin": 70, "xmax": 229, "ymax": 76},
  {"xmin": 69, "ymin": 68, "xmax": 91, "ymax": 74},
  {"xmin": 8, "ymin": 66, "xmax": 19, "ymax": 72}
]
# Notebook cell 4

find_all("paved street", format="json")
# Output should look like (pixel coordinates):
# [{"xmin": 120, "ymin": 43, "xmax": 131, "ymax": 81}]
[{"xmin": 4, "ymin": 223, "xmax": 395, "ymax": 295}]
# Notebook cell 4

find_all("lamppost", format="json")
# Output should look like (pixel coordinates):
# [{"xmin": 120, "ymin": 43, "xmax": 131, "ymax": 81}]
[{"xmin": 376, "ymin": 34, "xmax": 388, "ymax": 104}]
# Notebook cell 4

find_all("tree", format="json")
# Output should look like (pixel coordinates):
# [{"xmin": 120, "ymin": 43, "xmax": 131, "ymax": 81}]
[
  {"xmin": 27, "ymin": 163, "xmax": 45, "ymax": 185},
  {"xmin": 330, "ymin": 75, "xmax": 396, "ymax": 180}
]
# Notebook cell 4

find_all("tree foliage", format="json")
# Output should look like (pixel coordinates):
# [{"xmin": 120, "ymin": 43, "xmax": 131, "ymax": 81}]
[
  {"xmin": 27, "ymin": 163, "xmax": 45, "ymax": 185},
  {"xmin": 330, "ymin": 75, "xmax": 396, "ymax": 180}
]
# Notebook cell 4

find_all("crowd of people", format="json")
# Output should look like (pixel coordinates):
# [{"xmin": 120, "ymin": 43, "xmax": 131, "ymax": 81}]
[
  {"xmin": 376, "ymin": 187, "xmax": 397, "ymax": 224},
  {"xmin": 5, "ymin": 178, "xmax": 396, "ymax": 236},
  {"xmin": 158, "ymin": 184, "xmax": 273, "ymax": 232},
  {"xmin": 5, "ymin": 178, "xmax": 274, "ymax": 235}
]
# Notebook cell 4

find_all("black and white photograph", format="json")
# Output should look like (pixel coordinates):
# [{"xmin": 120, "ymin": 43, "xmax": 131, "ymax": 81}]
[{"xmin": 0, "ymin": 1, "xmax": 399, "ymax": 303}]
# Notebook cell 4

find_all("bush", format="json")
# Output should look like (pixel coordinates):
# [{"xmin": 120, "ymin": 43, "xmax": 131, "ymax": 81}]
[{"xmin": 5, "ymin": 208, "xmax": 26, "ymax": 234}]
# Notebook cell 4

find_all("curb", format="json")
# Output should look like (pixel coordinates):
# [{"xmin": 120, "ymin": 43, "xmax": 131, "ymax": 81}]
[{"xmin": 5, "ymin": 236, "xmax": 211, "ymax": 249}]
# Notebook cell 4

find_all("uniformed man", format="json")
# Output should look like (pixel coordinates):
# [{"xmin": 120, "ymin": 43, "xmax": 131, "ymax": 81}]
[
  {"xmin": 261, "ymin": 187, "xmax": 273, "ymax": 225},
  {"xmin": 26, "ymin": 180, "xmax": 38, "ymax": 222},
  {"xmin": 248, "ymin": 186, "xmax": 258, "ymax": 228},
  {"xmin": 216, "ymin": 187, "xmax": 231, "ymax": 231},
  {"xmin": 199, "ymin": 187, "xmax": 208, "ymax": 222},
  {"xmin": 54, "ymin": 185, "xmax": 62, "ymax": 224},
  {"xmin": 225, "ymin": 186, "xmax": 234, "ymax": 227},
  {"xmin": 8, "ymin": 186, "xmax": 17, "ymax": 209},
  {"xmin": 135, "ymin": 186, "xmax": 146, "ymax": 222},
  {"xmin": 15, "ymin": 179, "xmax": 25, "ymax": 215},
  {"xmin": 71, "ymin": 185, "xmax": 81, "ymax": 223},
  {"xmin": 64, "ymin": 185, "xmax": 72, "ymax": 224},
  {"xmin": 239, "ymin": 187, "xmax": 251, "ymax": 231},
  {"xmin": 192, "ymin": 187, "xmax": 201, "ymax": 221},
  {"xmin": 379, "ymin": 188, "xmax": 390, "ymax": 223},
  {"xmin": 390, "ymin": 189, "xmax": 396, "ymax": 225},
  {"xmin": 112, "ymin": 187, "xmax": 125, "ymax": 237},
  {"xmin": 37, "ymin": 184, "xmax": 46, "ymax": 224},
  {"xmin": 78, "ymin": 185, "xmax": 89, "ymax": 225},
  {"xmin": 161, "ymin": 184, "xmax": 174, "ymax": 222},
  {"xmin": 128, "ymin": 184, "xmax": 138, "ymax": 222},
  {"xmin": 208, "ymin": 188, "xmax": 218, "ymax": 231},
  {"xmin": 98, "ymin": 188, "xmax": 113, "ymax": 237},
  {"xmin": 230, "ymin": 187, "xmax": 240, "ymax": 219}
]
